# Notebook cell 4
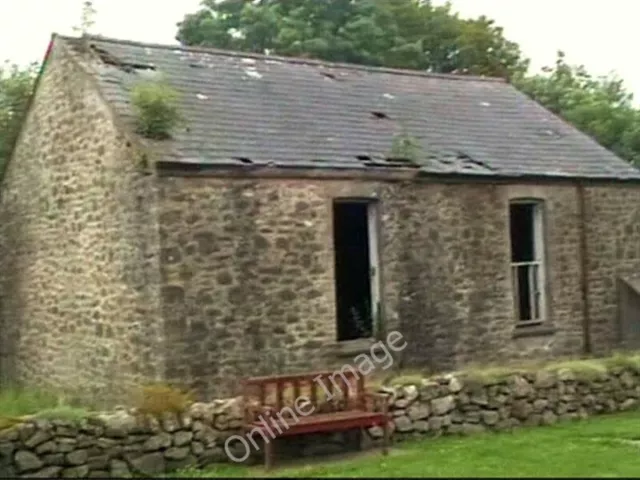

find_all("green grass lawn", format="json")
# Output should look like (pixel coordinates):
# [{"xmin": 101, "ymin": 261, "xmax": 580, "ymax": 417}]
[{"xmin": 176, "ymin": 412, "xmax": 640, "ymax": 478}]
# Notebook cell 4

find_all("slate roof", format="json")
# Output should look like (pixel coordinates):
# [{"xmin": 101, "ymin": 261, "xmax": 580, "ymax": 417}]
[{"xmin": 59, "ymin": 34, "xmax": 640, "ymax": 180}]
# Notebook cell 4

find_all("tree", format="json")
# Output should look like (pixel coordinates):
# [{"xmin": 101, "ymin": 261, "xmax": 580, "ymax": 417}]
[
  {"xmin": 515, "ymin": 52, "xmax": 640, "ymax": 165},
  {"xmin": 176, "ymin": 0, "xmax": 529, "ymax": 78},
  {"xmin": 0, "ymin": 62, "xmax": 39, "ymax": 172}
]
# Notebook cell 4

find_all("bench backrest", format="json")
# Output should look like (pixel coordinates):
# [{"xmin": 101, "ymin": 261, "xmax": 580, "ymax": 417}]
[{"xmin": 241, "ymin": 370, "xmax": 366, "ymax": 421}]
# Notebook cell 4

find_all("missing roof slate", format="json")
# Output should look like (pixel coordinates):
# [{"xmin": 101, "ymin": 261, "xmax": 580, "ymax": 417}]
[
  {"xmin": 428, "ymin": 151, "xmax": 494, "ymax": 172},
  {"xmin": 357, "ymin": 154, "xmax": 419, "ymax": 169},
  {"xmin": 233, "ymin": 157, "xmax": 253, "ymax": 164},
  {"xmin": 371, "ymin": 111, "xmax": 389, "ymax": 119},
  {"xmin": 90, "ymin": 44, "xmax": 156, "ymax": 73}
]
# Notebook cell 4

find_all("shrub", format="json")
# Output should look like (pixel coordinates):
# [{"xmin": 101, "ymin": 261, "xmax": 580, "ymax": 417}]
[
  {"xmin": 135, "ymin": 383, "xmax": 194, "ymax": 418},
  {"xmin": 130, "ymin": 80, "xmax": 181, "ymax": 140}
]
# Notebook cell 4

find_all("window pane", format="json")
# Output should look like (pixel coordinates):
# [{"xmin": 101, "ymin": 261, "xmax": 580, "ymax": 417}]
[{"xmin": 509, "ymin": 203, "xmax": 535, "ymax": 262}]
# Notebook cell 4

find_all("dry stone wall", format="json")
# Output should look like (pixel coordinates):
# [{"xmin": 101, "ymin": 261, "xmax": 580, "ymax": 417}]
[{"xmin": 1, "ymin": 364, "xmax": 638, "ymax": 477}]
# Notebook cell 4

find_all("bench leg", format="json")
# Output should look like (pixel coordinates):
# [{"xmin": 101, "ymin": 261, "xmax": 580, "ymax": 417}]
[
  {"xmin": 382, "ymin": 421, "xmax": 390, "ymax": 456},
  {"xmin": 264, "ymin": 438, "xmax": 274, "ymax": 471}
]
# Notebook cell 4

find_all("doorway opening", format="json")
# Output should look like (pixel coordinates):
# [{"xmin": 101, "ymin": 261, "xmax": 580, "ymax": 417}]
[{"xmin": 332, "ymin": 199, "xmax": 380, "ymax": 342}]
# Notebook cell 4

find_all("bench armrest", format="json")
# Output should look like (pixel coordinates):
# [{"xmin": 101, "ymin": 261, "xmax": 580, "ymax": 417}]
[{"xmin": 363, "ymin": 392, "xmax": 391, "ymax": 414}]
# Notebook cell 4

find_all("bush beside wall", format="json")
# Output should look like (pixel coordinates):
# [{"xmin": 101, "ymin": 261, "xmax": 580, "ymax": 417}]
[{"xmin": 1, "ymin": 359, "xmax": 639, "ymax": 477}]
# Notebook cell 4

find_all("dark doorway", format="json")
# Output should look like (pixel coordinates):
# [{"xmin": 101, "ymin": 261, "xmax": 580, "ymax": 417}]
[{"xmin": 333, "ymin": 200, "xmax": 374, "ymax": 341}]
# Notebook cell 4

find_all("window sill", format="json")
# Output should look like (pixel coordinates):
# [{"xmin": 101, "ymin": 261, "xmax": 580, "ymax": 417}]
[
  {"xmin": 332, "ymin": 338, "xmax": 376, "ymax": 358},
  {"xmin": 512, "ymin": 324, "xmax": 556, "ymax": 339}
]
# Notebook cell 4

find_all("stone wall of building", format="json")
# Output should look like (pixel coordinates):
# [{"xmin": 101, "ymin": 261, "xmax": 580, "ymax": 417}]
[
  {"xmin": 158, "ymin": 177, "xmax": 339, "ymax": 397},
  {"xmin": 0, "ymin": 361, "xmax": 638, "ymax": 478},
  {"xmin": 2, "ymin": 38, "xmax": 639, "ymax": 403},
  {"xmin": 584, "ymin": 185, "xmax": 640, "ymax": 354},
  {"xmin": 158, "ymin": 175, "xmax": 640, "ymax": 396},
  {"xmin": 0, "ymin": 41, "xmax": 163, "ymax": 402}
]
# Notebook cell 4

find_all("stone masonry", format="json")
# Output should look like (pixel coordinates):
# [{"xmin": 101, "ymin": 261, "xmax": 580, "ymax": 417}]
[
  {"xmin": 158, "ymin": 176, "xmax": 640, "ymax": 397},
  {"xmin": 0, "ymin": 41, "xmax": 163, "ymax": 403},
  {"xmin": 0, "ymin": 360, "xmax": 638, "ymax": 478},
  {"xmin": 2, "ymin": 39, "xmax": 640, "ymax": 402}
]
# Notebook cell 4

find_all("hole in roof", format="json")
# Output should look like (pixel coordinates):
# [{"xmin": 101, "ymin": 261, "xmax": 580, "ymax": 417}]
[
  {"xmin": 130, "ymin": 63, "xmax": 156, "ymax": 71},
  {"xmin": 189, "ymin": 63, "xmax": 206, "ymax": 69},
  {"xmin": 385, "ymin": 157, "xmax": 414, "ymax": 164},
  {"xmin": 322, "ymin": 72, "xmax": 337, "ymax": 80},
  {"xmin": 430, "ymin": 151, "xmax": 494, "ymax": 172},
  {"xmin": 233, "ymin": 157, "xmax": 253, "ymax": 164},
  {"xmin": 371, "ymin": 111, "xmax": 389, "ymax": 120},
  {"xmin": 356, "ymin": 155, "xmax": 372, "ymax": 161},
  {"xmin": 90, "ymin": 45, "xmax": 156, "ymax": 73}
]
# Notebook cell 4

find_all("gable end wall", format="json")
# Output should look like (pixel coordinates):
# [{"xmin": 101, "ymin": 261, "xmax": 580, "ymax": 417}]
[{"xmin": 0, "ymin": 40, "xmax": 163, "ymax": 403}]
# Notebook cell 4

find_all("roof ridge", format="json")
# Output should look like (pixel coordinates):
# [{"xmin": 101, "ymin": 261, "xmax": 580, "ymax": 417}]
[{"xmin": 55, "ymin": 33, "xmax": 507, "ymax": 84}]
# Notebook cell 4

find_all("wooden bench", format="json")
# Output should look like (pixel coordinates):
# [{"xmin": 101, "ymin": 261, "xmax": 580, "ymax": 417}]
[{"xmin": 240, "ymin": 370, "xmax": 390, "ymax": 469}]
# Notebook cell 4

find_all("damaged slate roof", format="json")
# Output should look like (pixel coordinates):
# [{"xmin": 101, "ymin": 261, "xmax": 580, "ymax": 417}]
[{"xmin": 59, "ymin": 34, "xmax": 640, "ymax": 180}]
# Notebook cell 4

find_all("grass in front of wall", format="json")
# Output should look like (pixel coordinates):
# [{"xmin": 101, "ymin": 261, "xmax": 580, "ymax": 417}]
[
  {"xmin": 174, "ymin": 411, "xmax": 640, "ymax": 478},
  {"xmin": 0, "ymin": 388, "xmax": 88, "ymax": 427}
]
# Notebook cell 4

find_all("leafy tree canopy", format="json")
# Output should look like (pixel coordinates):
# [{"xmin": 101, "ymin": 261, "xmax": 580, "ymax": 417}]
[
  {"xmin": 0, "ymin": 62, "xmax": 38, "ymax": 172},
  {"xmin": 177, "ymin": 0, "xmax": 529, "ymax": 78},
  {"xmin": 515, "ymin": 52, "xmax": 640, "ymax": 165}
]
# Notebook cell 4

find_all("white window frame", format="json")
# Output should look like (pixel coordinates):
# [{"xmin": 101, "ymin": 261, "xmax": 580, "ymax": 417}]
[{"xmin": 509, "ymin": 199, "xmax": 547, "ymax": 325}]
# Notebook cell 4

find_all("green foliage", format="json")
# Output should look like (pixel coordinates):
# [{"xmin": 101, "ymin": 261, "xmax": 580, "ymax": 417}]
[
  {"xmin": 514, "ymin": 51, "xmax": 640, "ymax": 166},
  {"xmin": 0, "ymin": 61, "xmax": 38, "ymax": 173},
  {"xmin": 32, "ymin": 406, "xmax": 88, "ymax": 422},
  {"xmin": 72, "ymin": 1, "xmax": 97, "ymax": 36},
  {"xmin": 389, "ymin": 130, "xmax": 422, "ymax": 162},
  {"xmin": 0, "ymin": 387, "xmax": 87, "ymax": 426},
  {"xmin": 135, "ymin": 383, "xmax": 194, "ymax": 418},
  {"xmin": 603, "ymin": 352, "xmax": 640, "ymax": 370},
  {"xmin": 176, "ymin": 0, "xmax": 529, "ymax": 78},
  {"xmin": 130, "ymin": 80, "xmax": 182, "ymax": 140},
  {"xmin": 0, "ymin": 387, "xmax": 62, "ymax": 417},
  {"xmin": 377, "ymin": 352, "xmax": 640, "ymax": 387}
]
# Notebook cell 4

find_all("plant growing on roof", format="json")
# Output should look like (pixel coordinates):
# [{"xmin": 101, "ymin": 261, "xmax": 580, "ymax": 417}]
[
  {"xmin": 72, "ymin": 1, "xmax": 97, "ymax": 36},
  {"xmin": 130, "ymin": 79, "xmax": 182, "ymax": 140},
  {"xmin": 389, "ymin": 130, "xmax": 422, "ymax": 163}
]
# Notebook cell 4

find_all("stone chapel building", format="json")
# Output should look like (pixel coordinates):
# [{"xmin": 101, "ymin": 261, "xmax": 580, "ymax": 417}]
[{"xmin": 2, "ymin": 34, "xmax": 640, "ymax": 401}]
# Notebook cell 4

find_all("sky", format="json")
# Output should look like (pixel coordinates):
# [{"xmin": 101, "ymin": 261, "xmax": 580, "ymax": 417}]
[{"xmin": 1, "ymin": 0, "xmax": 638, "ymax": 97}]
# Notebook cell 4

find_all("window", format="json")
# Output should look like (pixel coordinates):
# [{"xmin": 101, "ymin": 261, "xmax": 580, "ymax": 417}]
[{"xmin": 509, "ymin": 200, "xmax": 546, "ymax": 324}]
